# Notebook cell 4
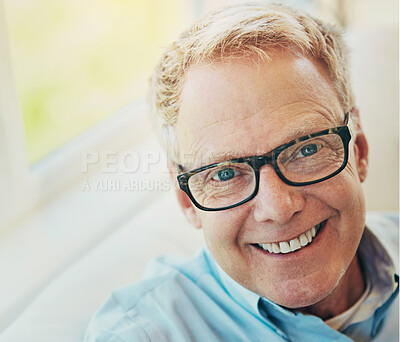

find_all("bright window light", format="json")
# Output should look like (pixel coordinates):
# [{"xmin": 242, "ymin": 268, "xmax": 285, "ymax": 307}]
[{"xmin": 4, "ymin": 0, "xmax": 191, "ymax": 164}]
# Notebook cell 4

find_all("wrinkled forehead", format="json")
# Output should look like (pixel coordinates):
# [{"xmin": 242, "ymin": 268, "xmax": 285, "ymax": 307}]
[{"xmin": 175, "ymin": 53, "xmax": 343, "ymax": 168}]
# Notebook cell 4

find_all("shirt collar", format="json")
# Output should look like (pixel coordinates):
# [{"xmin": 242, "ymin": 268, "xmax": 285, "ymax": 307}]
[
  {"xmin": 359, "ymin": 227, "xmax": 397, "ymax": 299},
  {"xmin": 205, "ymin": 247, "xmax": 300, "ymax": 320},
  {"xmin": 347, "ymin": 226, "xmax": 398, "ymax": 325},
  {"xmin": 204, "ymin": 247, "xmax": 261, "ymax": 315}
]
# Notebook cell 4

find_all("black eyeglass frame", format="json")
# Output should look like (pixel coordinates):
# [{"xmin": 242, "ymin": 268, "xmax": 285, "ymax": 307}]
[{"xmin": 177, "ymin": 113, "xmax": 352, "ymax": 211}]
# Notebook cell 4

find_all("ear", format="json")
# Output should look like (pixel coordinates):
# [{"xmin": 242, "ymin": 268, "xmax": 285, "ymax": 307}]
[
  {"xmin": 351, "ymin": 108, "xmax": 369, "ymax": 183},
  {"xmin": 169, "ymin": 165, "xmax": 202, "ymax": 229}
]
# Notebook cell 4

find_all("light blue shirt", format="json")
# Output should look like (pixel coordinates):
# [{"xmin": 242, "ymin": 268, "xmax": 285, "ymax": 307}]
[{"xmin": 84, "ymin": 214, "xmax": 398, "ymax": 341}]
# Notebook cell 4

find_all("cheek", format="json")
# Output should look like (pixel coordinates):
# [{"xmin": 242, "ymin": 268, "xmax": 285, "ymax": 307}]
[
  {"xmin": 316, "ymin": 162, "xmax": 365, "ymax": 211},
  {"xmin": 304, "ymin": 168, "xmax": 366, "ymax": 247},
  {"xmin": 199, "ymin": 209, "xmax": 248, "ymax": 255},
  {"xmin": 201, "ymin": 213, "xmax": 236, "ymax": 245},
  {"xmin": 317, "ymin": 171, "xmax": 366, "ymax": 246},
  {"xmin": 339, "ymin": 171, "xmax": 366, "ymax": 217}
]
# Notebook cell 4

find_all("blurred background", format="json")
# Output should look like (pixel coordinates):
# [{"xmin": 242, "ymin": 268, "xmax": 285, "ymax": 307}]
[
  {"xmin": 4, "ymin": 0, "xmax": 192, "ymax": 164},
  {"xmin": 0, "ymin": 0, "xmax": 398, "ymax": 337}
]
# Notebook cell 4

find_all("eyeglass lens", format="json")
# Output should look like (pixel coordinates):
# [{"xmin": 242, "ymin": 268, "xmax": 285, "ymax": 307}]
[{"xmin": 187, "ymin": 133, "xmax": 345, "ymax": 209}]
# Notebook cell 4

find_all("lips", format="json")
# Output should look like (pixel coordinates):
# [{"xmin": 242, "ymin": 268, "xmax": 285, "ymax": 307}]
[{"xmin": 255, "ymin": 221, "xmax": 326, "ymax": 254}]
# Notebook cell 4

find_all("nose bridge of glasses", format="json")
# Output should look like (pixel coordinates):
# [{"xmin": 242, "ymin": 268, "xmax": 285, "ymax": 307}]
[{"xmin": 252, "ymin": 152, "xmax": 274, "ymax": 170}]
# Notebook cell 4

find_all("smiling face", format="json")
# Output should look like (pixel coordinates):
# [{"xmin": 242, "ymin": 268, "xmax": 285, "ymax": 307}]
[{"xmin": 174, "ymin": 51, "xmax": 369, "ymax": 312}]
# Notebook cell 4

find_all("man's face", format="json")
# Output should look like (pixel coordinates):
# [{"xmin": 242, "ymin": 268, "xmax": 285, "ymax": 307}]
[{"xmin": 174, "ymin": 52, "xmax": 368, "ymax": 308}]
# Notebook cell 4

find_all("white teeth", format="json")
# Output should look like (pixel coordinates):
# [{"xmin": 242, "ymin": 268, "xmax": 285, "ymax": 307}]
[
  {"xmin": 279, "ymin": 241, "xmax": 291, "ymax": 254},
  {"xmin": 260, "ymin": 243, "xmax": 272, "ymax": 253},
  {"xmin": 299, "ymin": 233, "xmax": 309, "ymax": 246},
  {"xmin": 305, "ymin": 230, "xmax": 312, "ymax": 243},
  {"xmin": 272, "ymin": 243, "xmax": 280, "ymax": 253},
  {"xmin": 311, "ymin": 226, "xmax": 316, "ymax": 237},
  {"xmin": 289, "ymin": 238, "xmax": 301, "ymax": 251},
  {"xmin": 257, "ymin": 222, "xmax": 324, "ymax": 254}
]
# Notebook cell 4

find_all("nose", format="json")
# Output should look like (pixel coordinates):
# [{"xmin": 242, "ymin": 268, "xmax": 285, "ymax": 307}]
[{"xmin": 253, "ymin": 165, "xmax": 305, "ymax": 224}]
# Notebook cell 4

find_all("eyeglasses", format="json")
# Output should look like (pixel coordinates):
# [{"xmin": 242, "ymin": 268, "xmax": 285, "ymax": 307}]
[{"xmin": 177, "ymin": 113, "xmax": 352, "ymax": 211}]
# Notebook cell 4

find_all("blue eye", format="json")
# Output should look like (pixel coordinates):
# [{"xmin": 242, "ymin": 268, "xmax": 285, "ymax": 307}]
[
  {"xmin": 214, "ymin": 168, "xmax": 236, "ymax": 181},
  {"xmin": 300, "ymin": 144, "xmax": 318, "ymax": 157}
]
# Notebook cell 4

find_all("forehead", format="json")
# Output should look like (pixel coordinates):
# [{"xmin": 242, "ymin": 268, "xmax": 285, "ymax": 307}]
[{"xmin": 176, "ymin": 52, "xmax": 342, "ymax": 166}]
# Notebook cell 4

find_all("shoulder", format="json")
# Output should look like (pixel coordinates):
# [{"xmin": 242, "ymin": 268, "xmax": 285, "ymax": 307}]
[
  {"xmin": 366, "ymin": 212, "xmax": 399, "ymax": 270},
  {"xmin": 366, "ymin": 211, "xmax": 399, "ymax": 233},
  {"xmin": 83, "ymin": 293, "xmax": 156, "ymax": 341},
  {"xmin": 84, "ymin": 250, "xmax": 213, "ymax": 342}
]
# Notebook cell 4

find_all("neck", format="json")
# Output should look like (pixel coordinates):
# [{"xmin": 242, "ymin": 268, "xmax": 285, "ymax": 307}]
[{"xmin": 296, "ymin": 254, "xmax": 366, "ymax": 320}]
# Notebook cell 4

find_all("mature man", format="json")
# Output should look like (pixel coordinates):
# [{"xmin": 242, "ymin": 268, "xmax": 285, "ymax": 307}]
[{"xmin": 85, "ymin": 3, "xmax": 398, "ymax": 341}]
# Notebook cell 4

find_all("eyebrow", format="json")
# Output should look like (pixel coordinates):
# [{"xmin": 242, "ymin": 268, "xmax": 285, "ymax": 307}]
[
  {"xmin": 201, "ymin": 124, "xmax": 322, "ymax": 164},
  {"xmin": 281, "ymin": 121, "xmax": 321, "ymax": 143},
  {"xmin": 179, "ymin": 151, "xmax": 238, "ymax": 170},
  {"xmin": 180, "ymin": 116, "xmax": 344, "ymax": 171}
]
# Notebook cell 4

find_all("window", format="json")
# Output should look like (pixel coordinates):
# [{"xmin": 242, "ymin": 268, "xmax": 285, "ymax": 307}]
[
  {"xmin": 4, "ymin": 0, "xmax": 192, "ymax": 164},
  {"xmin": 0, "ymin": 0, "xmax": 198, "ymax": 231}
]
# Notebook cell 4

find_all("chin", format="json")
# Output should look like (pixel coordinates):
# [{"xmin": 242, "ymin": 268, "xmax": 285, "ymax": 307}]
[
  {"xmin": 273, "ymin": 291, "xmax": 329, "ymax": 309},
  {"xmin": 259, "ymin": 273, "xmax": 341, "ymax": 309}
]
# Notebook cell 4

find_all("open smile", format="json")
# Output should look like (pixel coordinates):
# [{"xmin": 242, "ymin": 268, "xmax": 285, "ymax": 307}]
[{"xmin": 253, "ymin": 220, "xmax": 327, "ymax": 254}]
